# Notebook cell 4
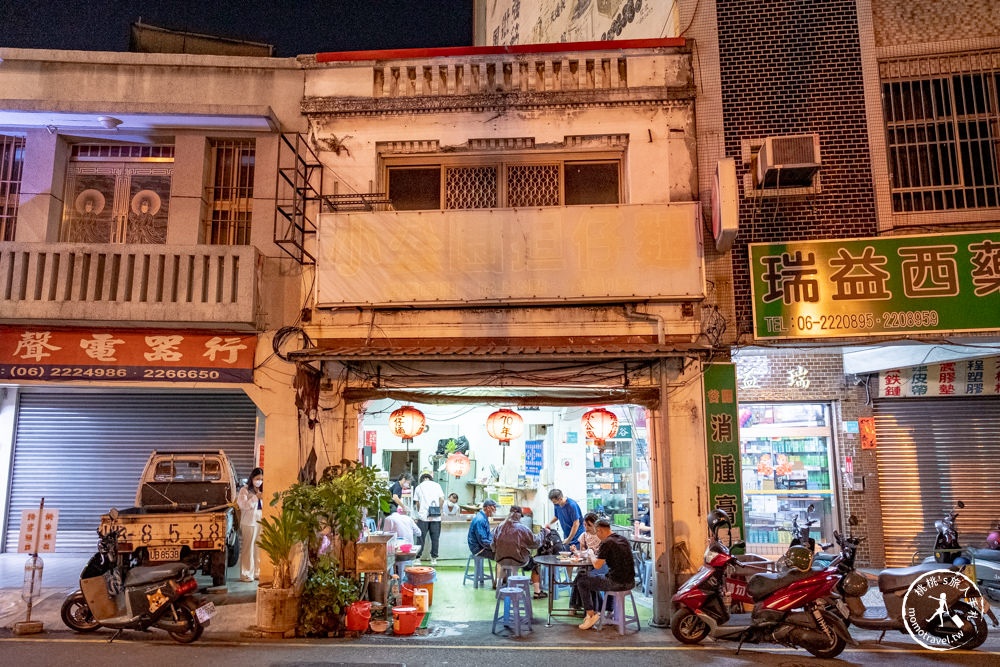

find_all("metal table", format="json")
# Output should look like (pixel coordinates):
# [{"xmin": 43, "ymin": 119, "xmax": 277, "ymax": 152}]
[{"xmin": 534, "ymin": 554, "xmax": 589, "ymax": 626}]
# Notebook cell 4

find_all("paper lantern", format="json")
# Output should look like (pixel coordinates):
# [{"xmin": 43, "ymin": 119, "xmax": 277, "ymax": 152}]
[
  {"xmin": 581, "ymin": 408, "xmax": 619, "ymax": 446},
  {"xmin": 389, "ymin": 405, "xmax": 425, "ymax": 450},
  {"xmin": 486, "ymin": 408, "xmax": 523, "ymax": 464},
  {"xmin": 445, "ymin": 452, "xmax": 471, "ymax": 478}
]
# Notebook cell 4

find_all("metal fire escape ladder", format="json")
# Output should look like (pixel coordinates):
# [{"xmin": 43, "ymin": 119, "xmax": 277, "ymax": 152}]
[{"xmin": 274, "ymin": 133, "xmax": 322, "ymax": 264}]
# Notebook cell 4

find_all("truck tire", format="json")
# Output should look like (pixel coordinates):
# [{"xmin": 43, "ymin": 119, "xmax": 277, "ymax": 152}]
[
  {"xmin": 227, "ymin": 530, "xmax": 240, "ymax": 568},
  {"xmin": 210, "ymin": 550, "xmax": 227, "ymax": 587}
]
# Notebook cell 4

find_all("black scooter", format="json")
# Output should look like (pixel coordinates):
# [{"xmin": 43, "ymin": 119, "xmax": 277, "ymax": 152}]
[{"xmin": 61, "ymin": 509, "xmax": 214, "ymax": 643}]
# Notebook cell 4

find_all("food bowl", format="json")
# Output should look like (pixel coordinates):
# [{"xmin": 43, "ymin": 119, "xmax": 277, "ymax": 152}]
[
  {"xmin": 399, "ymin": 543, "xmax": 412, "ymax": 553},
  {"xmin": 370, "ymin": 619, "xmax": 390, "ymax": 633}
]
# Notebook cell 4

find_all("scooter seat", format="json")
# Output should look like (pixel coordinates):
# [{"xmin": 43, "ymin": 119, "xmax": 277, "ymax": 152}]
[
  {"xmin": 970, "ymin": 548, "xmax": 1000, "ymax": 563},
  {"xmin": 747, "ymin": 568, "xmax": 814, "ymax": 601},
  {"xmin": 878, "ymin": 562, "xmax": 939, "ymax": 592},
  {"xmin": 125, "ymin": 563, "xmax": 188, "ymax": 587}
]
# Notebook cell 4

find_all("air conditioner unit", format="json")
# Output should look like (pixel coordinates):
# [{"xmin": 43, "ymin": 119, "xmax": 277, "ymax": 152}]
[{"xmin": 756, "ymin": 134, "xmax": 821, "ymax": 189}]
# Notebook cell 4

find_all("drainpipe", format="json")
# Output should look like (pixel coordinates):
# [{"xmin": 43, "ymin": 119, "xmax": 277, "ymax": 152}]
[
  {"xmin": 651, "ymin": 360, "xmax": 675, "ymax": 627},
  {"xmin": 623, "ymin": 304, "xmax": 665, "ymax": 345}
]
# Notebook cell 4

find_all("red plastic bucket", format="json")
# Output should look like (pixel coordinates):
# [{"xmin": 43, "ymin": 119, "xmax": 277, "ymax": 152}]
[
  {"xmin": 345, "ymin": 601, "xmax": 372, "ymax": 631},
  {"xmin": 401, "ymin": 582, "xmax": 415, "ymax": 606},
  {"xmin": 392, "ymin": 606, "xmax": 423, "ymax": 635}
]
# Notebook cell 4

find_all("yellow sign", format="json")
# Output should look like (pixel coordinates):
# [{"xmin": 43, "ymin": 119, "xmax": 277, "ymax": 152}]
[{"xmin": 498, "ymin": 494, "xmax": 516, "ymax": 506}]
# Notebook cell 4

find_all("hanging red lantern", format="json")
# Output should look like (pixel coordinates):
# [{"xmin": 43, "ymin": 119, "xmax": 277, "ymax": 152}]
[
  {"xmin": 445, "ymin": 452, "xmax": 471, "ymax": 478},
  {"xmin": 486, "ymin": 408, "xmax": 524, "ymax": 463},
  {"xmin": 581, "ymin": 408, "xmax": 619, "ymax": 447},
  {"xmin": 389, "ymin": 405, "xmax": 425, "ymax": 451}
]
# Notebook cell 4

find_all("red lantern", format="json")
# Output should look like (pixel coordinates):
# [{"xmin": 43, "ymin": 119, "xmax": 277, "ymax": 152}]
[
  {"xmin": 582, "ymin": 408, "xmax": 619, "ymax": 447},
  {"xmin": 389, "ymin": 405, "xmax": 425, "ymax": 451},
  {"xmin": 486, "ymin": 408, "xmax": 524, "ymax": 463},
  {"xmin": 445, "ymin": 452, "xmax": 471, "ymax": 478}
]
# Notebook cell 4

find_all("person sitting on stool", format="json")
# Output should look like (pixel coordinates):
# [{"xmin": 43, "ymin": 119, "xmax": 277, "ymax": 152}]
[
  {"xmin": 493, "ymin": 506, "xmax": 548, "ymax": 599},
  {"xmin": 468, "ymin": 499, "xmax": 497, "ymax": 560},
  {"xmin": 574, "ymin": 518, "xmax": 635, "ymax": 630}
]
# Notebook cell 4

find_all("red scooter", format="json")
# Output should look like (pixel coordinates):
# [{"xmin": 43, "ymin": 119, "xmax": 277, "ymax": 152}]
[{"xmin": 672, "ymin": 510, "xmax": 853, "ymax": 659}]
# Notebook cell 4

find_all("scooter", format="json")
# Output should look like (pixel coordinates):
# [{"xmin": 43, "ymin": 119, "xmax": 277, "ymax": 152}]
[
  {"xmin": 61, "ymin": 509, "xmax": 214, "ymax": 643},
  {"xmin": 671, "ymin": 511, "xmax": 853, "ymax": 659},
  {"xmin": 790, "ymin": 504, "xmax": 835, "ymax": 564},
  {"xmin": 831, "ymin": 514, "xmax": 993, "ymax": 650},
  {"xmin": 968, "ymin": 522, "xmax": 1000, "ymax": 603},
  {"xmin": 927, "ymin": 505, "xmax": 1000, "ymax": 604}
]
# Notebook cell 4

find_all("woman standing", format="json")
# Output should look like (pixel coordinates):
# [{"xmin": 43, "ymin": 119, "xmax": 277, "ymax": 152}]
[{"xmin": 237, "ymin": 467, "xmax": 264, "ymax": 582}]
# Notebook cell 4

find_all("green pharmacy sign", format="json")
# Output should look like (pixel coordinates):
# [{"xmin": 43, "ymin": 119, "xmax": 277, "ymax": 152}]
[
  {"xmin": 703, "ymin": 363, "xmax": 744, "ymax": 540},
  {"xmin": 749, "ymin": 230, "xmax": 1000, "ymax": 339}
]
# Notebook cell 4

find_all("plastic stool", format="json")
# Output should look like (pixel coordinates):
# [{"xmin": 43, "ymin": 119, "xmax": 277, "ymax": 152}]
[
  {"xmin": 551, "ymin": 566, "xmax": 574, "ymax": 600},
  {"xmin": 463, "ymin": 554, "xmax": 495, "ymax": 589},
  {"xmin": 507, "ymin": 574, "xmax": 534, "ymax": 624},
  {"xmin": 491, "ymin": 587, "xmax": 531, "ymax": 637},
  {"xmin": 598, "ymin": 589, "xmax": 640, "ymax": 635},
  {"xmin": 496, "ymin": 564, "xmax": 520, "ymax": 593}
]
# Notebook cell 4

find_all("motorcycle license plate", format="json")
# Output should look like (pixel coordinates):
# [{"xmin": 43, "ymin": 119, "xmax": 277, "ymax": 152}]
[
  {"xmin": 150, "ymin": 546, "xmax": 181, "ymax": 561},
  {"xmin": 195, "ymin": 601, "xmax": 216, "ymax": 623}
]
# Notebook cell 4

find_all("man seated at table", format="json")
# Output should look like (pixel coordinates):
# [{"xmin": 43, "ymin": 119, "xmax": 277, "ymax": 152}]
[
  {"xmin": 493, "ymin": 506, "xmax": 548, "ymax": 599},
  {"xmin": 468, "ymin": 499, "xmax": 497, "ymax": 560},
  {"xmin": 382, "ymin": 504, "xmax": 421, "ymax": 548},
  {"xmin": 574, "ymin": 518, "xmax": 635, "ymax": 630}
]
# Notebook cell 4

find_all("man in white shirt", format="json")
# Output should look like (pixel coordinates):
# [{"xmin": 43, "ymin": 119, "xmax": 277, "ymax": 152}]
[
  {"xmin": 382, "ymin": 505, "xmax": 421, "ymax": 546},
  {"xmin": 413, "ymin": 472, "xmax": 445, "ymax": 565}
]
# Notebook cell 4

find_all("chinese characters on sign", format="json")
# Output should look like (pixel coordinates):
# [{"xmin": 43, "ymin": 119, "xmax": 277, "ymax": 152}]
[
  {"xmin": 704, "ymin": 363, "xmax": 744, "ymax": 539},
  {"xmin": 750, "ymin": 231, "xmax": 1000, "ymax": 339},
  {"xmin": 525, "ymin": 439, "xmax": 544, "ymax": 477},
  {"xmin": 877, "ymin": 357, "xmax": 1000, "ymax": 398},
  {"xmin": 18, "ymin": 509, "xmax": 59, "ymax": 553},
  {"xmin": 0, "ymin": 329, "xmax": 256, "ymax": 383}
]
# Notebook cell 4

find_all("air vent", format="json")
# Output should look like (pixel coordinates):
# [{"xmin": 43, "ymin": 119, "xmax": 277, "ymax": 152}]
[{"xmin": 756, "ymin": 134, "xmax": 821, "ymax": 188}]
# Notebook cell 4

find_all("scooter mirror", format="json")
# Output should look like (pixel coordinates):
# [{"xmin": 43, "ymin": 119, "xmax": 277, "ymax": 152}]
[
  {"xmin": 957, "ymin": 501, "xmax": 965, "ymax": 509},
  {"xmin": 848, "ymin": 514, "xmax": 859, "ymax": 526},
  {"xmin": 108, "ymin": 508, "xmax": 119, "ymax": 520}
]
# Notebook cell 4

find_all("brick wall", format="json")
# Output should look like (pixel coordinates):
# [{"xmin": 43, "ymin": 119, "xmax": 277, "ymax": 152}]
[
  {"xmin": 716, "ymin": 0, "xmax": 880, "ymax": 335},
  {"xmin": 735, "ymin": 351, "xmax": 884, "ymax": 567}
]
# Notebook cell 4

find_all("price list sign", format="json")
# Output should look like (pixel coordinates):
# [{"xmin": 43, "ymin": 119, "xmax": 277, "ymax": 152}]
[{"xmin": 525, "ymin": 439, "xmax": 544, "ymax": 476}]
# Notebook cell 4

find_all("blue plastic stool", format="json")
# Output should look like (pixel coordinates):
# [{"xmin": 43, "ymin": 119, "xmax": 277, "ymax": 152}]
[
  {"xmin": 508, "ymin": 574, "xmax": 534, "ymax": 624},
  {"xmin": 552, "ymin": 565, "xmax": 574, "ymax": 600},
  {"xmin": 492, "ymin": 587, "xmax": 531, "ymax": 637},
  {"xmin": 496, "ymin": 563, "xmax": 520, "ymax": 595},
  {"xmin": 463, "ymin": 554, "xmax": 495, "ymax": 589},
  {"xmin": 598, "ymin": 589, "xmax": 640, "ymax": 635}
]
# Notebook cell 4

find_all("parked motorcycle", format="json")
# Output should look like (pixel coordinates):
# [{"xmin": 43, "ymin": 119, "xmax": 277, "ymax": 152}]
[
  {"xmin": 790, "ymin": 503, "xmax": 835, "ymax": 563},
  {"xmin": 924, "ymin": 503, "xmax": 1000, "ymax": 605},
  {"xmin": 671, "ymin": 510, "xmax": 852, "ymax": 659},
  {"xmin": 61, "ymin": 509, "xmax": 214, "ymax": 643},
  {"xmin": 969, "ymin": 523, "xmax": 1000, "ymax": 603},
  {"xmin": 832, "ymin": 514, "xmax": 992, "ymax": 650}
]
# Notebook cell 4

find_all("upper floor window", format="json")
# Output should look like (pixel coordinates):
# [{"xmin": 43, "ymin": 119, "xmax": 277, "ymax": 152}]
[
  {"xmin": 882, "ymin": 53, "xmax": 1000, "ymax": 212},
  {"xmin": 385, "ymin": 155, "xmax": 622, "ymax": 211},
  {"xmin": 206, "ymin": 139, "xmax": 255, "ymax": 245},
  {"xmin": 0, "ymin": 135, "xmax": 25, "ymax": 242},
  {"xmin": 61, "ymin": 144, "xmax": 173, "ymax": 244}
]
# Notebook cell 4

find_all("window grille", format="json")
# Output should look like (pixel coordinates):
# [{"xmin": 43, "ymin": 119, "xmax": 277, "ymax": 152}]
[
  {"xmin": 445, "ymin": 166, "xmax": 497, "ymax": 209},
  {"xmin": 881, "ymin": 51, "xmax": 1000, "ymax": 212},
  {"xmin": 507, "ymin": 164, "xmax": 560, "ymax": 207},
  {"xmin": 207, "ymin": 139, "xmax": 255, "ymax": 245},
  {"xmin": 0, "ymin": 135, "xmax": 25, "ymax": 241},
  {"xmin": 71, "ymin": 144, "xmax": 174, "ymax": 161}
]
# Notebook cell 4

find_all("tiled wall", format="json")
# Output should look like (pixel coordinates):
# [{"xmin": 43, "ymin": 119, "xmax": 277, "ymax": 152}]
[
  {"xmin": 735, "ymin": 352, "xmax": 884, "ymax": 567},
  {"xmin": 871, "ymin": 0, "xmax": 1000, "ymax": 48}
]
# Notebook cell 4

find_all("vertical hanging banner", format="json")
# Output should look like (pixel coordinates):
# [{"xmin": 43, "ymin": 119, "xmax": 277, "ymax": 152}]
[{"xmin": 704, "ymin": 363, "xmax": 744, "ymax": 539}]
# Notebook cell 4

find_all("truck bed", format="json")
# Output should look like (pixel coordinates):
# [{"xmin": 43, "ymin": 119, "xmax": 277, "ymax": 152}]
[{"xmin": 102, "ymin": 507, "xmax": 232, "ymax": 561}]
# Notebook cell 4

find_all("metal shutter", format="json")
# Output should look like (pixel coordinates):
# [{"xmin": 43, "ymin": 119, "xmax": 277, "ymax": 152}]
[
  {"xmin": 874, "ymin": 398, "xmax": 1000, "ymax": 567},
  {"xmin": 4, "ymin": 391, "xmax": 258, "ymax": 552}
]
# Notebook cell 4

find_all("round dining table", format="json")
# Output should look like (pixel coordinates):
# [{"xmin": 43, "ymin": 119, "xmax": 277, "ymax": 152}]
[{"xmin": 533, "ymin": 554, "xmax": 590, "ymax": 626}]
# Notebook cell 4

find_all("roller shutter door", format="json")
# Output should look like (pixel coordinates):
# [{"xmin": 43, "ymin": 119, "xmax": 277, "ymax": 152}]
[
  {"xmin": 874, "ymin": 398, "xmax": 1000, "ymax": 567},
  {"xmin": 4, "ymin": 391, "xmax": 257, "ymax": 552}
]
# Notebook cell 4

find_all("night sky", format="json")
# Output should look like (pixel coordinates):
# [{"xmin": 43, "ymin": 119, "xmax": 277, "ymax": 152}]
[{"xmin": 0, "ymin": 1, "xmax": 475, "ymax": 56}]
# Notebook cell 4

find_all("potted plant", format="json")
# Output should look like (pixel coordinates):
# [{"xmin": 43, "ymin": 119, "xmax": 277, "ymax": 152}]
[
  {"xmin": 254, "ymin": 503, "xmax": 308, "ymax": 635},
  {"xmin": 297, "ymin": 556, "xmax": 361, "ymax": 637}
]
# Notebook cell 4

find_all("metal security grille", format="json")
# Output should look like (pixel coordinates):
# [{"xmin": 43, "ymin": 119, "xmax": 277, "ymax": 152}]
[
  {"xmin": 507, "ymin": 164, "xmax": 559, "ymax": 207},
  {"xmin": 72, "ymin": 144, "xmax": 174, "ymax": 161},
  {"xmin": 445, "ymin": 166, "xmax": 497, "ymax": 209},
  {"xmin": 873, "ymin": 398, "xmax": 1000, "ymax": 567},
  {"xmin": 207, "ymin": 139, "xmax": 255, "ymax": 245},
  {"xmin": 0, "ymin": 135, "xmax": 25, "ymax": 242},
  {"xmin": 3, "ymin": 391, "xmax": 258, "ymax": 552},
  {"xmin": 881, "ymin": 51, "xmax": 1000, "ymax": 212}
]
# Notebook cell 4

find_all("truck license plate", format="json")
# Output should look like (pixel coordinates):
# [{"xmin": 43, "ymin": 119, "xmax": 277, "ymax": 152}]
[
  {"xmin": 150, "ymin": 546, "xmax": 181, "ymax": 561},
  {"xmin": 195, "ymin": 601, "xmax": 216, "ymax": 623}
]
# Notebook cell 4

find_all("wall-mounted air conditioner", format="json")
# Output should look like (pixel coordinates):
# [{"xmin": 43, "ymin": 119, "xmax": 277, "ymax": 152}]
[{"xmin": 756, "ymin": 134, "xmax": 821, "ymax": 189}]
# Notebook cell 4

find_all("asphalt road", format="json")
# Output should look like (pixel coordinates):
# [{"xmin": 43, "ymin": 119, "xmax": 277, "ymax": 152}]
[{"xmin": 1, "ymin": 634, "xmax": 998, "ymax": 666}]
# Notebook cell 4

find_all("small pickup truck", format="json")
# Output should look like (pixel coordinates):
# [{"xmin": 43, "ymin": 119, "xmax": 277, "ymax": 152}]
[{"xmin": 101, "ymin": 450, "xmax": 242, "ymax": 586}]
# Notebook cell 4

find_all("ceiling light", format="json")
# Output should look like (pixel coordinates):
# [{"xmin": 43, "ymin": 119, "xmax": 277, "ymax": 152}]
[{"xmin": 98, "ymin": 116, "xmax": 123, "ymax": 130}]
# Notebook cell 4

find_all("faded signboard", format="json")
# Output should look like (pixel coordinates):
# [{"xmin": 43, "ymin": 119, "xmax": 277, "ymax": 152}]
[
  {"xmin": 877, "ymin": 357, "xmax": 1000, "ymax": 398},
  {"xmin": 481, "ymin": 0, "xmax": 676, "ymax": 46},
  {"xmin": 317, "ymin": 203, "xmax": 703, "ymax": 307}
]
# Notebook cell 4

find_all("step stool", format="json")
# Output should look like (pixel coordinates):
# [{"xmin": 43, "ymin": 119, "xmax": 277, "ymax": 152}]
[
  {"xmin": 463, "ymin": 554, "xmax": 495, "ymax": 589},
  {"xmin": 492, "ymin": 587, "xmax": 531, "ymax": 637},
  {"xmin": 598, "ymin": 589, "xmax": 640, "ymax": 635}
]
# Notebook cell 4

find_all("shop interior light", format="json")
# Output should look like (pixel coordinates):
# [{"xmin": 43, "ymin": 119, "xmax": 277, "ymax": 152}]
[
  {"xmin": 389, "ymin": 405, "xmax": 425, "ymax": 452},
  {"xmin": 485, "ymin": 408, "xmax": 524, "ymax": 463},
  {"xmin": 581, "ymin": 408, "xmax": 618, "ymax": 447},
  {"xmin": 445, "ymin": 452, "xmax": 471, "ymax": 478}
]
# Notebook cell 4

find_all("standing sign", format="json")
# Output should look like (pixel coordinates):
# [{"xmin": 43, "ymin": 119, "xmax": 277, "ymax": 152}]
[
  {"xmin": 525, "ymin": 439, "xmax": 543, "ymax": 476},
  {"xmin": 749, "ymin": 230, "xmax": 1000, "ymax": 339},
  {"xmin": 18, "ymin": 508, "xmax": 59, "ymax": 553},
  {"xmin": 704, "ymin": 363, "xmax": 744, "ymax": 539}
]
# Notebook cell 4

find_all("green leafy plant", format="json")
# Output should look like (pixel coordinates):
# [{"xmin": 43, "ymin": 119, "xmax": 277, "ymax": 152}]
[
  {"xmin": 298, "ymin": 555, "xmax": 361, "ymax": 637},
  {"xmin": 256, "ymin": 503, "xmax": 308, "ymax": 589}
]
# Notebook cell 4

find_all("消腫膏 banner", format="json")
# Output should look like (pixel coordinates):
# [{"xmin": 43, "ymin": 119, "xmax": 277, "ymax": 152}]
[{"xmin": 749, "ymin": 230, "xmax": 1000, "ymax": 339}]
